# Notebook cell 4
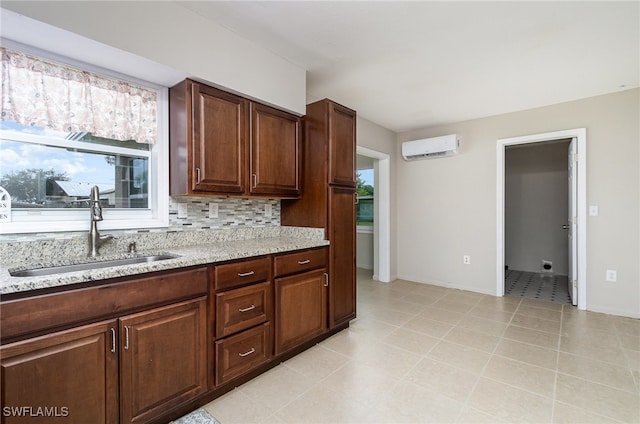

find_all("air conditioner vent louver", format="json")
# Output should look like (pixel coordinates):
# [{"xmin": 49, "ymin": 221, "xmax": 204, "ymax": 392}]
[{"xmin": 402, "ymin": 134, "xmax": 459, "ymax": 161}]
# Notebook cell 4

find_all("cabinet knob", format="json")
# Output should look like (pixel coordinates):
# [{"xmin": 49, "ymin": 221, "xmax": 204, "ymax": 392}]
[
  {"xmin": 195, "ymin": 167, "xmax": 201, "ymax": 184},
  {"xmin": 323, "ymin": 272, "xmax": 329, "ymax": 287},
  {"xmin": 298, "ymin": 259, "xmax": 311, "ymax": 265},
  {"xmin": 238, "ymin": 271, "xmax": 255, "ymax": 277}
]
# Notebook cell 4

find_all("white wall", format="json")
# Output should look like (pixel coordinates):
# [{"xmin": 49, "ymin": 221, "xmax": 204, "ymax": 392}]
[
  {"xmin": 356, "ymin": 116, "xmax": 398, "ymax": 280},
  {"xmin": 505, "ymin": 141, "xmax": 570, "ymax": 275},
  {"xmin": 397, "ymin": 89, "xmax": 639, "ymax": 318},
  {"xmin": 1, "ymin": 1, "xmax": 306, "ymax": 115},
  {"xmin": 356, "ymin": 232, "xmax": 374, "ymax": 270}
]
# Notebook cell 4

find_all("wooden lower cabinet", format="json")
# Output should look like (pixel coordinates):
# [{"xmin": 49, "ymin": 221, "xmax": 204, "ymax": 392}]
[
  {"xmin": 0, "ymin": 320, "xmax": 119, "ymax": 424},
  {"xmin": 0, "ymin": 297, "xmax": 207, "ymax": 424},
  {"xmin": 120, "ymin": 297, "xmax": 208, "ymax": 424},
  {"xmin": 274, "ymin": 269, "xmax": 327, "ymax": 355},
  {"xmin": 215, "ymin": 322, "xmax": 271, "ymax": 385},
  {"xmin": 328, "ymin": 186, "xmax": 357, "ymax": 328}
]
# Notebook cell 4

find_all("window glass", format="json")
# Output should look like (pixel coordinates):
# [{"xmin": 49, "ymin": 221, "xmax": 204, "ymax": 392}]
[
  {"xmin": 356, "ymin": 169, "xmax": 374, "ymax": 227},
  {"xmin": 1, "ymin": 122, "xmax": 150, "ymax": 210}
]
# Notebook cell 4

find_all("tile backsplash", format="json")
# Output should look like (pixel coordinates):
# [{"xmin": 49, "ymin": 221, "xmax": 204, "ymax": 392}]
[
  {"xmin": 169, "ymin": 196, "xmax": 280, "ymax": 230},
  {"xmin": 1, "ymin": 196, "xmax": 281, "ymax": 242}
]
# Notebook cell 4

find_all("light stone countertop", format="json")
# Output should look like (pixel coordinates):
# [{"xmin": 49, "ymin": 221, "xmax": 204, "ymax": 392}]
[{"xmin": 0, "ymin": 227, "xmax": 328, "ymax": 296}]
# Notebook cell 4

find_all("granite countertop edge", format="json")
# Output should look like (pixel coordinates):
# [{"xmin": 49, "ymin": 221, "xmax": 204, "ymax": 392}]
[{"xmin": 1, "ymin": 236, "xmax": 329, "ymax": 296}]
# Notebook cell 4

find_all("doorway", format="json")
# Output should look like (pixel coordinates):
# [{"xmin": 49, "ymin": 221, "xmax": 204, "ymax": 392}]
[
  {"xmin": 356, "ymin": 146, "xmax": 391, "ymax": 283},
  {"xmin": 496, "ymin": 129, "xmax": 587, "ymax": 310},
  {"xmin": 504, "ymin": 139, "xmax": 572, "ymax": 305}
]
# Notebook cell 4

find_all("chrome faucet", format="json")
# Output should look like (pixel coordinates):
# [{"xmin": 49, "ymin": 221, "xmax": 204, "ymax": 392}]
[{"xmin": 88, "ymin": 185, "xmax": 116, "ymax": 257}]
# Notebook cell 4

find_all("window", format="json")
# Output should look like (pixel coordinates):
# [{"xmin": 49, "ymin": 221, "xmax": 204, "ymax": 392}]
[
  {"xmin": 0, "ymin": 47, "xmax": 168, "ymax": 234},
  {"xmin": 356, "ymin": 168, "xmax": 374, "ymax": 231}
]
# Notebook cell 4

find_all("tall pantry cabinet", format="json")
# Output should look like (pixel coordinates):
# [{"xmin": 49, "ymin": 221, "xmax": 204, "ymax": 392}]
[{"xmin": 281, "ymin": 99, "xmax": 357, "ymax": 328}]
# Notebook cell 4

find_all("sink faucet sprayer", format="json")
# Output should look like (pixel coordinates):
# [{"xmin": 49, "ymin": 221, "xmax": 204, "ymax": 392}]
[{"xmin": 88, "ymin": 185, "xmax": 116, "ymax": 257}]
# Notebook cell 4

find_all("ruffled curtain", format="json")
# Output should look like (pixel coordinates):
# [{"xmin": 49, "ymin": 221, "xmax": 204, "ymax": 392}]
[{"xmin": 1, "ymin": 47, "xmax": 157, "ymax": 144}]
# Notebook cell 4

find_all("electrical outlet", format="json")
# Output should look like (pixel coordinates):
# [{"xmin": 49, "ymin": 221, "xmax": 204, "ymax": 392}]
[
  {"xmin": 177, "ymin": 203, "xmax": 188, "ymax": 219},
  {"xmin": 209, "ymin": 203, "xmax": 218, "ymax": 218},
  {"xmin": 265, "ymin": 203, "xmax": 272, "ymax": 218},
  {"xmin": 606, "ymin": 269, "xmax": 617, "ymax": 282},
  {"xmin": 463, "ymin": 255, "xmax": 471, "ymax": 265}
]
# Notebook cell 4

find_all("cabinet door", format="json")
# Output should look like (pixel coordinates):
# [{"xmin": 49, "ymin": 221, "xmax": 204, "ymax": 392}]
[
  {"xmin": 119, "ymin": 297, "xmax": 207, "ymax": 424},
  {"xmin": 328, "ymin": 186, "xmax": 357, "ymax": 328},
  {"xmin": 0, "ymin": 320, "xmax": 118, "ymax": 424},
  {"xmin": 328, "ymin": 102, "xmax": 356, "ymax": 187},
  {"xmin": 250, "ymin": 103, "xmax": 301, "ymax": 197},
  {"xmin": 192, "ymin": 83, "xmax": 248, "ymax": 193},
  {"xmin": 275, "ymin": 269, "xmax": 327, "ymax": 355}
]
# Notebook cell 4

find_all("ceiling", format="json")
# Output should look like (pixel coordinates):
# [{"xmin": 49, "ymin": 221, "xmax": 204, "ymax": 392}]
[{"xmin": 175, "ymin": 1, "xmax": 638, "ymax": 133}]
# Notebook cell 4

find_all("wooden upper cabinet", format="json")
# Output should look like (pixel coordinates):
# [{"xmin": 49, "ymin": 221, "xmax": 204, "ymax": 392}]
[
  {"xmin": 169, "ymin": 79, "xmax": 300, "ymax": 198},
  {"xmin": 250, "ymin": 103, "xmax": 300, "ymax": 197},
  {"xmin": 192, "ymin": 84, "xmax": 247, "ymax": 194},
  {"xmin": 328, "ymin": 102, "xmax": 357, "ymax": 188}
]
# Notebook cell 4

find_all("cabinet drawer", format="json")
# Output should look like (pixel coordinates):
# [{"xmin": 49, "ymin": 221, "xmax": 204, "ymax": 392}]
[
  {"xmin": 214, "ymin": 256, "xmax": 271, "ymax": 291},
  {"xmin": 274, "ymin": 248, "xmax": 327, "ymax": 277},
  {"xmin": 215, "ymin": 322, "xmax": 271, "ymax": 385},
  {"xmin": 215, "ymin": 282, "xmax": 270, "ymax": 338}
]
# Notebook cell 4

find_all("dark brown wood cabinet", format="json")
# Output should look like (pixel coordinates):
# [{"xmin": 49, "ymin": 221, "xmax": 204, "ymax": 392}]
[
  {"xmin": 211, "ymin": 258, "xmax": 273, "ymax": 386},
  {"xmin": 281, "ymin": 99, "xmax": 357, "ymax": 329},
  {"xmin": 274, "ymin": 268, "xmax": 327, "ymax": 355},
  {"xmin": 119, "ymin": 298, "xmax": 208, "ymax": 424},
  {"xmin": 273, "ymin": 248, "xmax": 328, "ymax": 355},
  {"xmin": 215, "ymin": 322, "xmax": 271, "ymax": 385},
  {"xmin": 250, "ymin": 103, "xmax": 301, "ymax": 196},
  {"xmin": 170, "ymin": 81, "xmax": 248, "ymax": 195},
  {"xmin": 0, "ymin": 320, "xmax": 118, "ymax": 424},
  {"xmin": 0, "ymin": 268, "xmax": 209, "ymax": 424},
  {"xmin": 169, "ymin": 79, "xmax": 300, "ymax": 198},
  {"xmin": 327, "ymin": 102, "xmax": 357, "ymax": 188},
  {"xmin": 328, "ymin": 186, "xmax": 357, "ymax": 327}
]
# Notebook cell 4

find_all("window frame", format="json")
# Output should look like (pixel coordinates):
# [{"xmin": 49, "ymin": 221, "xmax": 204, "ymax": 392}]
[{"xmin": 0, "ymin": 48, "xmax": 169, "ymax": 235}]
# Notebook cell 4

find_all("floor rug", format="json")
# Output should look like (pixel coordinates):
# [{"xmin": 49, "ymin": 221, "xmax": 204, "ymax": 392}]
[{"xmin": 171, "ymin": 408, "xmax": 220, "ymax": 424}]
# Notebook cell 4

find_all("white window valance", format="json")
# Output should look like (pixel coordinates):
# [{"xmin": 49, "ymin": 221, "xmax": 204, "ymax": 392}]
[{"xmin": 1, "ymin": 47, "xmax": 157, "ymax": 144}]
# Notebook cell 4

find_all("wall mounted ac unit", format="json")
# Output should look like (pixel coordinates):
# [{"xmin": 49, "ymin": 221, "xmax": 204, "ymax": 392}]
[{"xmin": 402, "ymin": 134, "xmax": 459, "ymax": 161}]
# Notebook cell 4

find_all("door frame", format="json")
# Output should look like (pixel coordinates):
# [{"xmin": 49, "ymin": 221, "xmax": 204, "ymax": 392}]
[
  {"xmin": 496, "ymin": 128, "xmax": 587, "ymax": 310},
  {"xmin": 356, "ymin": 146, "xmax": 391, "ymax": 282}
]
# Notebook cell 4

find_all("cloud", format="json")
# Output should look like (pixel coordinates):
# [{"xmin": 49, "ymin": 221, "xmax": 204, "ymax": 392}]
[{"xmin": 42, "ymin": 158, "xmax": 95, "ymax": 177}]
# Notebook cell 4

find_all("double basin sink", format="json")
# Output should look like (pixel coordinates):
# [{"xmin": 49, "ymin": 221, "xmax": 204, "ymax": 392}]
[{"xmin": 10, "ymin": 254, "xmax": 178, "ymax": 278}]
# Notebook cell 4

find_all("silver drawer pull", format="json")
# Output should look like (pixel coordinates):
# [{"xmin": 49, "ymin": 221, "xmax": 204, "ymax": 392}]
[
  {"xmin": 238, "ymin": 271, "xmax": 255, "ymax": 277},
  {"xmin": 239, "ymin": 304, "xmax": 256, "ymax": 313},
  {"xmin": 239, "ymin": 348, "xmax": 255, "ymax": 357},
  {"xmin": 297, "ymin": 259, "xmax": 311, "ymax": 265}
]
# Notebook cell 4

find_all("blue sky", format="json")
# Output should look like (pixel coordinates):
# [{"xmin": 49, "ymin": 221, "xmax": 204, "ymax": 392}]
[{"xmin": 359, "ymin": 168, "xmax": 374, "ymax": 186}]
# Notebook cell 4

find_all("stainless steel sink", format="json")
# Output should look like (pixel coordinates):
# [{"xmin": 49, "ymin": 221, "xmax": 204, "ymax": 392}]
[{"xmin": 9, "ymin": 254, "xmax": 179, "ymax": 277}]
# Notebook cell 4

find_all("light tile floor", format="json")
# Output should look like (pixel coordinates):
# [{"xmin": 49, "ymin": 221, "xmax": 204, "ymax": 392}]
[{"xmin": 202, "ymin": 269, "xmax": 640, "ymax": 423}]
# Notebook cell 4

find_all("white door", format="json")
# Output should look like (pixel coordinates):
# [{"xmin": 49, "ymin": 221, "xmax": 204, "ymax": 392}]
[{"xmin": 567, "ymin": 138, "xmax": 578, "ymax": 305}]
